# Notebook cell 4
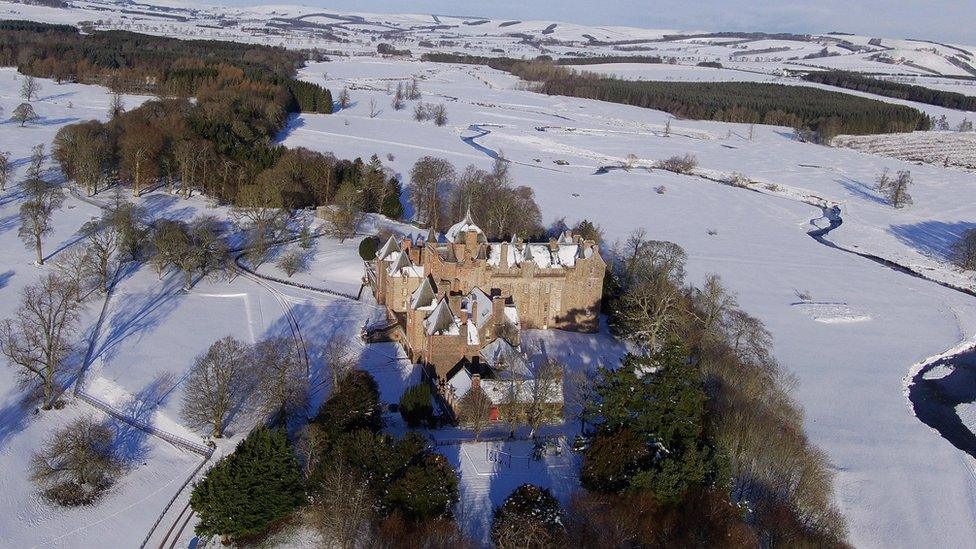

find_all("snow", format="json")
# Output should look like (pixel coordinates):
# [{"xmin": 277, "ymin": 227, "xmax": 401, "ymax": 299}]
[
  {"xmin": 1, "ymin": 3, "xmax": 976, "ymax": 547},
  {"xmin": 278, "ymin": 57, "xmax": 976, "ymax": 547}
]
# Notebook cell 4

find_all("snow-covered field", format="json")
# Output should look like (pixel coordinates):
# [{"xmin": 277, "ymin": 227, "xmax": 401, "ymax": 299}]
[
  {"xmin": 2, "ymin": 2, "xmax": 976, "ymax": 546},
  {"xmin": 835, "ymin": 131, "xmax": 976, "ymax": 172}
]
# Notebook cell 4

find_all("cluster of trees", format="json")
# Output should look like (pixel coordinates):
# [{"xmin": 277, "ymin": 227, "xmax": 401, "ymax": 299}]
[
  {"xmin": 190, "ymin": 367, "xmax": 466, "ymax": 545},
  {"xmin": 180, "ymin": 335, "xmax": 311, "ymax": 438},
  {"xmin": 574, "ymin": 229, "xmax": 852, "ymax": 546},
  {"xmin": 875, "ymin": 168, "xmax": 914, "ymax": 208},
  {"xmin": 803, "ymin": 71, "xmax": 976, "ymax": 112},
  {"xmin": 408, "ymin": 156, "xmax": 543, "ymax": 237}
]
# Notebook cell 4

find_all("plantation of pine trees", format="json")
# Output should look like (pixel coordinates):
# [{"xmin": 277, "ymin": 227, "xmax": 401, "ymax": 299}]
[
  {"xmin": 421, "ymin": 54, "xmax": 931, "ymax": 136},
  {"xmin": 802, "ymin": 70, "xmax": 976, "ymax": 112}
]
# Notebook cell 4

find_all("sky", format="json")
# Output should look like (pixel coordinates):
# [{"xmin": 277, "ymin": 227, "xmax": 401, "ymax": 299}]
[{"xmin": 211, "ymin": 0, "xmax": 975, "ymax": 44}]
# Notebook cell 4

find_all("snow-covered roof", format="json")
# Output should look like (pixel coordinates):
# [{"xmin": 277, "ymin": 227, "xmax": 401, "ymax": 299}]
[
  {"xmin": 424, "ymin": 298, "xmax": 459, "ymax": 335},
  {"xmin": 410, "ymin": 277, "xmax": 437, "ymax": 309},
  {"xmin": 504, "ymin": 305, "xmax": 520, "ymax": 327},
  {"xmin": 480, "ymin": 338, "xmax": 531, "ymax": 379},
  {"xmin": 480, "ymin": 378, "xmax": 563, "ymax": 405},
  {"xmin": 487, "ymin": 243, "xmax": 581, "ymax": 269},
  {"xmin": 445, "ymin": 207, "xmax": 487, "ymax": 244},
  {"xmin": 461, "ymin": 287, "xmax": 493, "ymax": 329},
  {"xmin": 448, "ymin": 364, "xmax": 473, "ymax": 400},
  {"xmin": 387, "ymin": 250, "xmax": 423, "ymax": 277},
  {"xmin": 377, "ymin": 235, "xmax": 400, "ymax": 260}
]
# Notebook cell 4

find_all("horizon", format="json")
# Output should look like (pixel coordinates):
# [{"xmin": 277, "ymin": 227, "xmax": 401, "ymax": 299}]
[{"xmin": 206, "ymin": 0, "xmax": 976, "ymax": 45}]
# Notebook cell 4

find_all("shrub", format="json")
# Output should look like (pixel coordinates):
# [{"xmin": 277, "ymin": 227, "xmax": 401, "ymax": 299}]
[
  {"xmin": 190, "ymin": 427, "xmax": 306, "ymax": 540},
  {"xmin": 29, "ymin": 416, "xmax": 122, "ymax": 506},
  {"xmin": 399, "ymin": 383, "xmax": 434, "ymax": 428},
  {"xmin": 276, "ymin": 250, "xmax": 308, "ymax": 277},
  {"xmin": 358, "ymin": 236, "xmax": 380, "ymax": 260},
  {"xmin": 657, "ymin": 154, "xmax": 697, "ymax": 174}
]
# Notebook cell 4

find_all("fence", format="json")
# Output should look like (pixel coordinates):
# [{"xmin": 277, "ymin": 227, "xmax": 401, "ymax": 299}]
[{"xmin": 75, "ymin": 391, "xmax": 213, "ymax": 457}]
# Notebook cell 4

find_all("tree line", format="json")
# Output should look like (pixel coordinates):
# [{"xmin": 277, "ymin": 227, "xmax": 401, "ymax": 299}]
[
  {"xmin": 802, "ymin": 70, "xmax": 976, "ymax": 112},
  {"xmin": 565, "ymin": 230, "xmax": 851, "ymax": 546},
  {"xmin": 511, "ymin": 61, "xmax": 930, "ymax": 137},
  {"xmin": 422, "ymin": 53, "xmax": 931, "ymax": 138}
]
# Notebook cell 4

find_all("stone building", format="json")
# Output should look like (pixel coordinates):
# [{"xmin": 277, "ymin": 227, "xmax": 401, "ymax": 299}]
[{"xmin": 365, "ymin": 208, "xmax": 605, "ymax": 415}]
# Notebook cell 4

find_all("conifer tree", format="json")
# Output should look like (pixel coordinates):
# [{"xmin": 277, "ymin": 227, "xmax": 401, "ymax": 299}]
[
  {"xmin": 190, "ymin": 427, "xmax": 306, "ymax": 541},
  {"xmin": 492, "ymin": 484, "xmax": 565, "ymax": 549}
]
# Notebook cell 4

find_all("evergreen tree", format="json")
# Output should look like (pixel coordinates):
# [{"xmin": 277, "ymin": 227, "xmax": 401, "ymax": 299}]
[
  {"xmin": 190, "ymin": 427, "xmax": 306, "ymax": 541},
  {"xmin": 381, "ymin": 179, "xmax": 404, "ymax": 219},
  {"xmin": 383, "ymin": 452, "xmax": 458, "ymax": 522},
  {"xmin": 359, "ymin": 236, "xmax": 380, "ymax": 260},
  {"xmin": 492, "ymin": 484, "xmax": 565, "ymax": 549},
  {"xmin": 399, "ymin": 383, "xmax": 434, "ymax": 428},
  {"xmin": 314, "ymin": 369, "xmax": 382, "ymax": 440},
  {"xmin": 581, "ymin": 344, "xmax": 726, "ymax": 504}
]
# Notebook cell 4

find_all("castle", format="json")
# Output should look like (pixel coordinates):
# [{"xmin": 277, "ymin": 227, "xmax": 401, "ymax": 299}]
[{"xmin": 366, "ymin": 209, "xmax": 606, "ymax": 399}]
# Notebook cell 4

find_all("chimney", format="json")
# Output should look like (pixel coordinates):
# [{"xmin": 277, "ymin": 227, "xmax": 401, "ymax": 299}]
[
  {"xmin": 499, "ymin": 242, "xmax": 509, "ymax": 268},
  {"xmin": 492, "ymin": 296, "xmax": 505, "ymax": 326},
  {"xmin": 548, "ymin": 237, "xmax": 558, "ymax": 251}
]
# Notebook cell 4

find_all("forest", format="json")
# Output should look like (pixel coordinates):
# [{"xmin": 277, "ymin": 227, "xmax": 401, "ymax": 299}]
[
  {"xmin": 0, "ymin": 21, "xmax": 332, "ymax": 112},
  {"xmin": 0, "ymin": 21, "xmax": 409, "ymax": 220},
  {"xmin": 802, "ymin": 70, "xmax": 976, "ymax": 111}
]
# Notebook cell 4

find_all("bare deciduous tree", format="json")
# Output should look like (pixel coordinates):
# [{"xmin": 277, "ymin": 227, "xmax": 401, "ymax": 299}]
[
  {"xmin": 951, "ymin": 229, "xmax": 976, "ymax": 271},
  {"xmin": 392, "ymin": 82, "xmax": 405, "ymax": 110},
  {"xmin": 0, "ymin": 150, "xmax": 10, "ymax": 191},
  {"xmin": 81, "ymin": 217, "xmax": 120, "ymax": 292},
  {"xmin": 690, "ymin": 274, "xmax": 738, "ymax": 345},
  {"xmin": 55, "ymin": 246, "xmax": 94, "ymax": 302},
  {"xmin": 181, "ymin": 336, "xmax": 250, "ymax": 438},
  {"xmin": 432, "ymin": 104, "xmax": 448, "ymax": 126},
  {"xmin": 885, "ymin": 170, "xmax": 913, "ymax": 208},
  {"xmin": 18, "ymin": 168, "xmax": 64, "ymax": 266},
  {"xmin": 321, "ymin": 333, "xmax": 358, "ymax": 389},
  {"xmin": 12, "ymin": 102, "xmax": 40, "ymax": 126},
  {"xmin": 526, "ymin": 357, "xmax": 562, "ymax": 438},
  {"xmin": 234, "ymin": 182, "xmax": 286, "ymax": 263},
  {"xmin": 566, "ymin": 368, "xmax": 599, "ymax": 433},
  {"xmin": 277, "ymin": 250, "xmax": 308, "ymax": 278},
  {"xmin": 254, "ymin": 337, "xmax": 308, "ymax": 425},
  {"xmin": 0, "ymin": 274, "xmax": 81, "ymax": 409},
  {"xmin": 409, "ymin": 156, "xmax": 456, "ymax": 230},
  {"xmin": 327, "ymin": 181, "xmax": 363, "ymax": 243},
  {"xmin": 313, "ymin": 453, "xmax": 374, "ymax": 548},
  {"xmin": 609, "ymin": 231, "xmax": 687, "ymax": 352},
  {"xmin": 338, "ymin": 87, "xmax": 350, "ymax": 110},
  {"xmin": 21, "ymin": 75, "xmax": 40, "ymax": 101},
  {"xmin": 457, "ymin": 386, "xmax": 492, "ymax": 440},
  {"xmin": 29, "ymin": 416, "xmax": 122, "ymax": 506}
]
